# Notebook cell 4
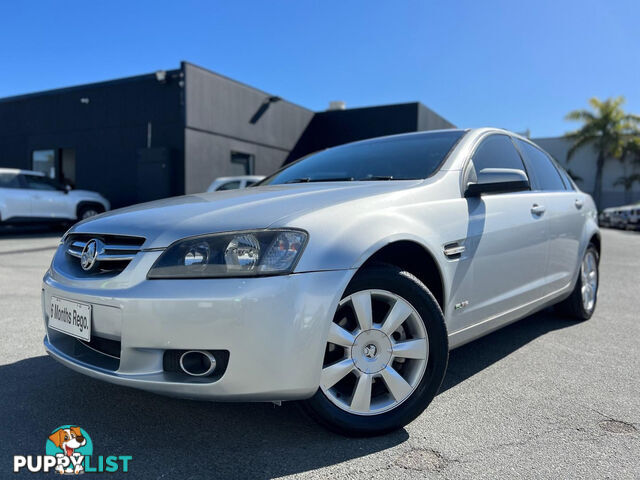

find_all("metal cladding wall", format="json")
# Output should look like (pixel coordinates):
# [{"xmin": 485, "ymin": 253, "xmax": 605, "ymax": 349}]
[
  {"xmin": 0, "ymin": 62, "xmax": 458, "ymax": 207},
  {"xmin": 417, "ymin": 103, "xmax": 456, "ymax": 131},
  {"xmin": 0, "ymin": 72, "xmax": 185, "ymax": 208},
  {"xmin": 284, "ymin": 102, "xmax": 456, "ymax": 164},
  {"xmin": 183, "ymin": 62, "xmax": 314, "ymax": 193}
]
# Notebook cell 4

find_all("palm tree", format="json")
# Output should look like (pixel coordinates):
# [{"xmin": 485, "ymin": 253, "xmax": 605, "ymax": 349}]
[
  {"xmin": 613, "ymin": 173, "xmax": 640, "ymax": 204},
  {"xmin": 564, "ymin": 96, "xmax": 640, "ymax": 208},
  {"xmin": 565, "ymin": 168, "xmax": 583, "ymax": 184},
  {"xmin": 621, "ymin": 136, "xmax": 640, "ymax": 166}
]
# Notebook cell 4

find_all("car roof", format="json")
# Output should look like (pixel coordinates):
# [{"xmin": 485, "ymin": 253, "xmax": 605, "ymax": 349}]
[
  {"xmin": 607, "ymin": 204, "xmax": 639, "ymax": 212},
  {"xmin": 311, "ymin": 127, "xmax": 532, "ymax": 157},
  {"xmin": 0, "ymin": 168, "xmax": 45, "ymax": 176}
]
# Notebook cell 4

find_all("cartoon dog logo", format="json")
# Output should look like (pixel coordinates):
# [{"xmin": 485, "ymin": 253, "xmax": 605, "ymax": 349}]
[{"xmin": 48, "ymin": 426, "xmax": 87, "ymax": 474}]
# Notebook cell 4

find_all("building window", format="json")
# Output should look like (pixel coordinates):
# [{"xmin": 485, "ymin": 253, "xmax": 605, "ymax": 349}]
[
  {"xmin": 32, "ymin": 150, "xmax": 56, "ymax": 178},
  {"xmin": 230, "ymin": 152, "xmax": 255, "ymax": 175}
]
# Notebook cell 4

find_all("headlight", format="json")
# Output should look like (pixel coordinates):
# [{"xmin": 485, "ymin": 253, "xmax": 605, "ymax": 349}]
[{"xmin": 147, "ymin": 229, "xmax": 308, "ymax": 279}]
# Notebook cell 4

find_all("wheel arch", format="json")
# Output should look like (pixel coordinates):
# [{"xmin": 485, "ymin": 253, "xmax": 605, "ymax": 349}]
[
  {"xmin": 76, "ymin": 201, "xmax": 106, "ymax": 219},
  {"xmin": 356, "ymin": 240, "xmax": 445, "ymax": 312},
  {"xmin": 589, "ymin": 232, "xmax": 601, "ymax": 257}
]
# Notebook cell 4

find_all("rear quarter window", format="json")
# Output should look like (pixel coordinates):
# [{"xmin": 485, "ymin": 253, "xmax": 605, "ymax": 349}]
[
  {"xmin": 0, "ymin": 173, "xmax": 21, "ymax": 188},
  {"xmin": 552, "ymin": 162, "xmax": 576, "ymax": 191}
]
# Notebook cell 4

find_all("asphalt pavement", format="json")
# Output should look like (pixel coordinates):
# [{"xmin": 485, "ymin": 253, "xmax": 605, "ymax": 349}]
[{"xmin": 0, "ymin": 225, "xmax": 638, "ymax": 479}]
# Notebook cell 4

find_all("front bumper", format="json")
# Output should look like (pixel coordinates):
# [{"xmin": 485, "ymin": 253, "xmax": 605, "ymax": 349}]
[{"xmin": 43, "ymin": 268, "xmax": 353, "ymax": 402}]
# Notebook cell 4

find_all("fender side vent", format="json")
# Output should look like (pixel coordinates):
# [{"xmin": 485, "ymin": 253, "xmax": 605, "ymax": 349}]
[{"xmin": 443, "ymin": 242, "xmax": 465, "ymax": 259}]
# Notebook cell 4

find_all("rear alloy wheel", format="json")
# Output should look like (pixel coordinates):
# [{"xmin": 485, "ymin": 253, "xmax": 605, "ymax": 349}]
[
  {"xmin": 580, "ymin": 249, "xmax": 598, "ymax": 313},
  {"xmin": 302, "ymin": 265, "xmax": 448, "ymax": 436},
  {"xmin": 557, "ymin": 244, "xmax": 599, "ymax": 321}
]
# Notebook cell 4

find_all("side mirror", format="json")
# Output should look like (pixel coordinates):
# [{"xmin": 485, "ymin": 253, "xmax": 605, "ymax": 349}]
[
  {"xmin": 465, "ymin": 168, "xmax": 529, "ymax": 197},
  {"xmin": 64, "ymin": 184, "xmax": 72, "ymax": 193}
]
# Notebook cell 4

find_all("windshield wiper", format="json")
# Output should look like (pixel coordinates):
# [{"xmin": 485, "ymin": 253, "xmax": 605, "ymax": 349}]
[
  {"xmin": 362, "ymin": 175, "xmax": 394, "ymax": 181},
  {"xmin": 285, "ymin": 177, "xmax": 355, "ymax": 184}
]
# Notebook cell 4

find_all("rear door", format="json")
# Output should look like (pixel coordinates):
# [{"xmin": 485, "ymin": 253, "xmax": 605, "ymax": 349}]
[
  {"xmin": 461, "ymin": 134, "xmax": 549, "ymax": 325},
  {"xmin": 0, "ymin": 172, "xmax": 32, "ymax": 219},
  {"xmin": 514, "ymin": 139, "xmax": 584, "ymax": 294}
]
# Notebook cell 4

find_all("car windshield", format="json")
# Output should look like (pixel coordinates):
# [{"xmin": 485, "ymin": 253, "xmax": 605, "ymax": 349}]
[{"xmin": 260, "ymin": 130, "xmax": 466, "ymax": 185}]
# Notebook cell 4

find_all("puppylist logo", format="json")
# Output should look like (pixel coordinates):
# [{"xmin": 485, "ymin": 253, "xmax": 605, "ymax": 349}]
[{"xmin": 13, "ymin": 426, "xmax": 132, "ymax": 474}]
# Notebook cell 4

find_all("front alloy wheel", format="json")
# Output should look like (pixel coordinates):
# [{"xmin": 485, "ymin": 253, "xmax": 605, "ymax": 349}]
[
  {"xmin": 302, "ymin": 264, "xmax": 448, "ymax": 436},
  {"xmin": 321, "ymin": 289, "xmax": 428, "ymax": 416}
]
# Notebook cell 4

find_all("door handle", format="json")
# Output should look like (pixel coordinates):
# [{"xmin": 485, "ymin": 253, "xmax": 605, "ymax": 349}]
[
  {"xmin": 531, "ymin": 204, "xmax": 546, "ymax": 216},
  {"xmin": 574, "ymin": 199, "xmax": 584, "ymax": 209}
]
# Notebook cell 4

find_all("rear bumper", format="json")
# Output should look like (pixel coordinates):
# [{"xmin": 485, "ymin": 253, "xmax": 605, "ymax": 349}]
[{"xmin": 43, "ymin": 269, "xmax": 353, "ymax": 401}]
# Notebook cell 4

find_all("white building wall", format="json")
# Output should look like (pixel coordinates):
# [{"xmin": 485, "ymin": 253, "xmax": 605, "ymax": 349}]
[{"xmin": 533, "ymin": 136, "xmax": 640, "ymax": 209}]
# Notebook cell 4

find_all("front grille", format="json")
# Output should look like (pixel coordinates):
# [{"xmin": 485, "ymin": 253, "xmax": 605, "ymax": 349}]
[{"xmin": 65, "ymin": 233, "xmax": 146, "ymax": 275}]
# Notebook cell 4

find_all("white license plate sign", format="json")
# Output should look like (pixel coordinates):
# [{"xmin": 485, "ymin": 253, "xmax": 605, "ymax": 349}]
[{"xmin": 49, "ymin": 296, "xmax": 92, "ymax": 341}]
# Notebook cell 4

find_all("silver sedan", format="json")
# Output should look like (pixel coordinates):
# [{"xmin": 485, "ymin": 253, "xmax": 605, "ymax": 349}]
[{"xmin": 42, "ymin": 128, "xmax": 600, "ymax": 435}]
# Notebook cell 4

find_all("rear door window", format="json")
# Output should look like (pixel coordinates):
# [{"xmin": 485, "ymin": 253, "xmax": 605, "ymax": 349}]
[{"xmin": 515, "ymin": 140, "xmax": 566, "ymax": 191}]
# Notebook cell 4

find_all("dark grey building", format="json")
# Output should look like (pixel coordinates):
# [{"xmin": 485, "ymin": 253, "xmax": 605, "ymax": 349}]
[{"xmin": 0, "ymin": 61, "xmax": 454, "ymax": 208}]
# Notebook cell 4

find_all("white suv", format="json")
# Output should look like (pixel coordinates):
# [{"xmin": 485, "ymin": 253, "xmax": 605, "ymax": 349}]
[{"xmin": 0, "ymin": 168, "xmax": 110, "ymax": 224}]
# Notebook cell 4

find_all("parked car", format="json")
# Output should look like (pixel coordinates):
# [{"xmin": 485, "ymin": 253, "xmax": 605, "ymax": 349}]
[
  {"xmin": 206, "ymin": 175, "xmax": 265, "ymax": 192},
  {"xmin": 0, "ymin": 168, "xmax": 110, "ymax": 224},
  {"xmin": 42, "ymin": 128, "xmax": 600, "ymax": 436},
  {"xmin": 627, "ymin": 206, "xmax": 640, "ymax": 230},
  {"xmin": 611, "ymin": 208, "xmax": 629, "ymax": 229},
  {"xmin": 599, "ymin": 208, "xmax": 614, "ymax": 227},
  {"xmin": 600, "ymin": 205, "xmax": 640, "ymax": 230}
]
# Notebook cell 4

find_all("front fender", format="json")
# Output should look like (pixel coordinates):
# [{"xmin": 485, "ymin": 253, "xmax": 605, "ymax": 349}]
[{"xmin": 293, "ymin": 211, "xmax": 443, "ymax": 273}]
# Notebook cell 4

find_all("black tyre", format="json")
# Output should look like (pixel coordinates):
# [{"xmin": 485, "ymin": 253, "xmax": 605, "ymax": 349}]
[
  {"xmin": 556, "ymin": 244, "xmax": 599, "ymax": 321},
  {"xmin": 77, "ymin": 203, "xmax": 104, "ymax": 221},
  {"xmin": 301, "ymin": 264, "xmax": 448, "ymax": 436}
]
